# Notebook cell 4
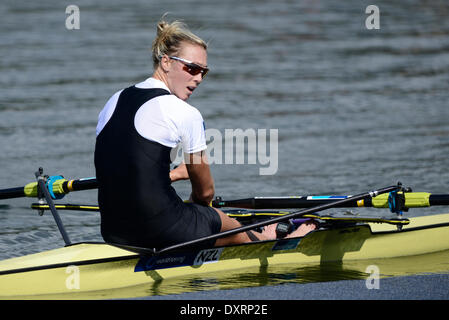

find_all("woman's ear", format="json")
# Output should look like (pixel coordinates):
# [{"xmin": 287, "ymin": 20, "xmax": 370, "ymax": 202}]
[{"xmin": 159, "ymin": 55, "xmax": 171, "ymax": 73}]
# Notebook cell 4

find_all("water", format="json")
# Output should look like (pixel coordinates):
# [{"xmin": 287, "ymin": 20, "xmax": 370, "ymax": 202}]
[{"xmin": 1, "ymin": 0, "xmax": 449, "ymax": 295}]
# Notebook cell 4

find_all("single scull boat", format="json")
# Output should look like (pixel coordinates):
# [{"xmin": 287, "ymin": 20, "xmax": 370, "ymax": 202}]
[{"xmin": 0, "ymin": 169, "xmax": 449, "ymax": 299}]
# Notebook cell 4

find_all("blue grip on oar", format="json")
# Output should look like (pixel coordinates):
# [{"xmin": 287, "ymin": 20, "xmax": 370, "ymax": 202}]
[
  {"xmin": 46, "ymin": 175, "xmax": 65, "ymax": 200},
  {"xmin": 388, "ymin": 190, "xmax": 404, "ymax": 216}
]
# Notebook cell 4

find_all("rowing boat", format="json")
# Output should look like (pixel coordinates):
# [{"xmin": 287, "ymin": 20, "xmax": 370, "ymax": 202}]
[
  {"xmin": 1, "ymin": 212, "xmax": 449, "ymax": 299},
  {"xmin": 1, "ymin": 169, "xmax": 449, "ymax": 299}
]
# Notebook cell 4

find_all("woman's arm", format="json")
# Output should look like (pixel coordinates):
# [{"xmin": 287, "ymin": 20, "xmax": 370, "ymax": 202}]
[{"xmin": 184, "ymin": 151, "xmax": 215, "ymax": 206}]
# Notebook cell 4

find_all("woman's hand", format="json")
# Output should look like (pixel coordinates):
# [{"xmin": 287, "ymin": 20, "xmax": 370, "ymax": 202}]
[{"xmin": 169, "ymin": 163, "xmax": 190, "ymax": 182}]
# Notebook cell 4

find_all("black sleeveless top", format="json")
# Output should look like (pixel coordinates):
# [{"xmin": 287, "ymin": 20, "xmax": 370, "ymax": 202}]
[{"xmin": 94, "ymin": 86, "xmax": 221, "ymax": 249}]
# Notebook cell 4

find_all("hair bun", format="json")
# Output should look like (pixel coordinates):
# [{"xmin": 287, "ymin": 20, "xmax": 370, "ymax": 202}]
[
  {"xmin": 151, "ymin": 16, "xmax": 207, "ymax": 68},
  {"xmin": 157, "ymin": 21, "xmax": 169, "ymax": 37}
]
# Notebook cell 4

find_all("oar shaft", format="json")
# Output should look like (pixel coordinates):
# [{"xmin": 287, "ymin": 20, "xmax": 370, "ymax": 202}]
[
  {"xmin": 62, "ymin": 178, "xmax": 98, "ymax": 193},
  {"xmin": 0, "ymin": 187, "xmax": 25, "ymax": 200},
  {"xmin": 212, "ymin": 197, "xmax": 363, "ymax": 209},
  {"xmin": 429, "ymin": 195, "xmax": 449, "ymax": 206},
  {"xmin": 212, "ymin": 193, "xmax": 449, "ymax": 209},
  {"xmin": 0, "ymin": 177, "xmax": 98, "ymax": 200}
]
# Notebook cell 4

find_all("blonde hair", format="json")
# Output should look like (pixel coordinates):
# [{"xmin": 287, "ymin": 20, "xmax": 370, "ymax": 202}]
[{"xmin": 151, "ymin": 17, "xmax": 207, "ymax": 68}]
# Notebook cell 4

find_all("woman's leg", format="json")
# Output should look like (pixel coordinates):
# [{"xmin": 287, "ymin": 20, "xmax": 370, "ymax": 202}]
[
  {"xmin": 213, "ymin": 208, "xmax": 274, "ymax": 246},
  {"xmin": 213, "ymin": 208, "xmax": 317, "ymax": 246}
]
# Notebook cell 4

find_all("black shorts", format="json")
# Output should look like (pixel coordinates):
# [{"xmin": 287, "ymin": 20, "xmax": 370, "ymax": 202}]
[
  {"xmin": 151, "ymin": 202, "xmax": 222, "ymax": 250},
  {"xmin": 102, "ymin": 201, "xmax": 222, "ymax": 250}
]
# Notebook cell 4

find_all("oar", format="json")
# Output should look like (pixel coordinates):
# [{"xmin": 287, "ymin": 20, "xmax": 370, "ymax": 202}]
[
  {"xmin": 212, "ymin": 192, "xmax": 449, "ymax": 209},
  {"xmin": 30, "ymin": 190, "xmax": 446, "ymax": 210},
  {"xmin": 154, "ymin": 184, "xmax": 401, "ymax": 254},
  {"xmin": 0, "ymin": 177, "xmax": 97, "ymax": 200}
]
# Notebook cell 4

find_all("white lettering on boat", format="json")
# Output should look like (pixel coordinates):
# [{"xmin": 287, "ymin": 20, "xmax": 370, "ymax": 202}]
[
  {"xmin": 193, "ymin": 248, "xmax": 224, "ymax": 266},
  {"xmin": 155, "ymin": 256, "xmax": 186, "ymax": 265}
]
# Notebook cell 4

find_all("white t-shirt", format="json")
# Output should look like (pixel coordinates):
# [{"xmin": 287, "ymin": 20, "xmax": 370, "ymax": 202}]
[{"xmin": 96, "ymin": 77, "xmax": 207, "ymax": 154}]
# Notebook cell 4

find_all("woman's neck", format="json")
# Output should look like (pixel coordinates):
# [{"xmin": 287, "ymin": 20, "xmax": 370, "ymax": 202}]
[{"xmin": 152, "ymin": 68, "xmax": 169, "ymax": 89}]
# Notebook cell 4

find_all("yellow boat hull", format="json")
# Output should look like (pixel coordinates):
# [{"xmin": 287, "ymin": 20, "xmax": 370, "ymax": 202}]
[{"xmin": 1, "ymin": 213, "xmax": 449, "ymax": 299}]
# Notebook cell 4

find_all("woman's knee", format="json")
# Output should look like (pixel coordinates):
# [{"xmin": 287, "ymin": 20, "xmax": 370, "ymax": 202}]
[{"xmin": 213, "ymin": 208, "xmax": 242, "ymax": 232}]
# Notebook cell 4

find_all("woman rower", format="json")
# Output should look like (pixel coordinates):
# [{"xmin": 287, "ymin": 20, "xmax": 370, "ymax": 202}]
[{"xmin": 94, "ymin": 17, "xmax": 316, "ymax": 249}]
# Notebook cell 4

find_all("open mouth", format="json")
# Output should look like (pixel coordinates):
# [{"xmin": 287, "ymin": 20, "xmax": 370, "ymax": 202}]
[{"xmin": 187, "ymin": 86, "xmax": 195, "ymax": 93}]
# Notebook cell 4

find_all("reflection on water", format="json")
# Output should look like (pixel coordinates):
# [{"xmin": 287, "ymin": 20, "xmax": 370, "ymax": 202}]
[
  {"xmin": 123, "ymin": 249, "xmax": 449, "ymax": 298},
  {"xmin": 143, "ymin": 262, "xmax": 369, "ymax": 297}
]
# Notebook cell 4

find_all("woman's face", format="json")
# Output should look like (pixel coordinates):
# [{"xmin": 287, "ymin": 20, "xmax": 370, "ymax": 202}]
[{"xmin": 165, "ymin": 42, "xmax": 208, "ymax": 101}]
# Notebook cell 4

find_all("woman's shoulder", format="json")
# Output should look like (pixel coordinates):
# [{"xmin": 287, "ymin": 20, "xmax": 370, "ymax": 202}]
[{"xmin": 157, "ymin": 94, "xmax": 203, "ymax": 120}]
